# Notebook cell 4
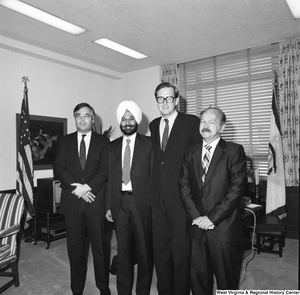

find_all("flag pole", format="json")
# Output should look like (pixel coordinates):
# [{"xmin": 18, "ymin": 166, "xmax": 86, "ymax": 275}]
[
  {"xmin": 22, "ymin": 76, "xmax": 29, "ymax": 88},
  {"xmin": 18, "ymin": 76, "xmax": 36, "ymax": 242}
]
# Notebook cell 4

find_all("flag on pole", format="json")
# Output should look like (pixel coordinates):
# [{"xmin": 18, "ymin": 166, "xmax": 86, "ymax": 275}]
[
  {"xmin": 16, "ymin": 77, "xmax": 35, "ymax": 217},
  {"xmin": 266, "ymin": 72, "xmax": 286, "ymax": 219}
]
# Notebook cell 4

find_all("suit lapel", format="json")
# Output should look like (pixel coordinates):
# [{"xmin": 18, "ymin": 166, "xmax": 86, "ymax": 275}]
[
  {"xmin": 114, "ymin": 137, "xmax": 123, "ymax": 166},
  {"xmin": 152, "ymin": 119, "xmax": 162, "ymax": 156},
  {"xmin": 131, "ymin": 133, "xmax": 143, "ymax": 170},
  {"xmin": 85, "ymin": 132, "xmax": 96, "ymax": 171},
  {"xmin": 204, "ymin": 140, "xmax": 225, "ymax": 185},
  {"xmin": 193, "ymin": 146, "xmax": 203, "ymax": 189},
  {"xmin": 69, "ymin": 132, "xmax": 81, "ymax": 171}
]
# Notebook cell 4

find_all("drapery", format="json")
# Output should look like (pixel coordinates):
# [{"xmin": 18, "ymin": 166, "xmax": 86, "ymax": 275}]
[{"xmin": 278, "ymin": 37, "xmax": 300, "ymax": 187}]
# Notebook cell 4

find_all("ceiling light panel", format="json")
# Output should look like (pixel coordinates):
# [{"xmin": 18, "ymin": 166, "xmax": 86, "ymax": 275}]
[
  {"xmin": 94, "ymin": 38, "xmax": 147, "ymax": 59},
  {"xmin": 285, "ymin": 0, "xmax": 300, "ymax": 18},
  {"xmin": 0, "ymin": 0, "xmax": 86, "ymax": 35}
]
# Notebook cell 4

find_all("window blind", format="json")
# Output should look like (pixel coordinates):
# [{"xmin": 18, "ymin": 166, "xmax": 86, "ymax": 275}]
[{"xmin": 178, "ymin": 43, "xmax": 279, "ymax": 176}]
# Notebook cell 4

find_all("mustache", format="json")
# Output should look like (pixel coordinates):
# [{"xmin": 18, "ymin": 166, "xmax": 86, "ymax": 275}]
[{"xmin": 201, "ymin": 128, "xmax": 211, "ymax": 132}]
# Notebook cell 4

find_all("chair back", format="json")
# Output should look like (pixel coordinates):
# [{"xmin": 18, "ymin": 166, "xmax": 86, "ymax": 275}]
[{"xmin": 0, "ymin": 193, "xmax": 24, "ymax": 256}]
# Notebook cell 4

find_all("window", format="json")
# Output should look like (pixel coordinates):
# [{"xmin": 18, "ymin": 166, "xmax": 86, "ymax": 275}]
[{"xmin": 178, "ymin": 43, "xmax": 279, "ymax": 176}]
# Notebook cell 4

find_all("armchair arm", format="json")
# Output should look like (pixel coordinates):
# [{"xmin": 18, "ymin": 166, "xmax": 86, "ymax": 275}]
[{"xmin": 0, "ymin": 224, "xmax": 21, "ymax": 239}]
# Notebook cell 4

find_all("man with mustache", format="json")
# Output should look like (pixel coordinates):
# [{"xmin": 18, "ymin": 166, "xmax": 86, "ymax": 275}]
[
  {"xmin": 179, "ymin": 106, "xmax": 247, "ymax": 294},
  {"xmin": 106, "ymin": 101, "xmax": 153, "ymax": 295}
]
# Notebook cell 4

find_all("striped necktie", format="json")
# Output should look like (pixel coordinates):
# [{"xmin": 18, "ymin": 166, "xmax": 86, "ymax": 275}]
[
  {"xmin": 202, "ymin": 144, "xmax": 212, "ymax": 184},
  {"xmin": 122, "ymin": 139, "xmax": 131, "ymax": 185},
  {"xmin": 79, "ymin": 134, "xmax": 86, "ymax": 171}
]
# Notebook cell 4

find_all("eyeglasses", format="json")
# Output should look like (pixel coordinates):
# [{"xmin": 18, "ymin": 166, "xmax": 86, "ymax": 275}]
[
  {"xmin": 75, "ymin": 114, "xmax": 92, "ymax": 120},
  {"xmin": 156, "ymin": 96, "xmax": 175, "ymax": 104}
]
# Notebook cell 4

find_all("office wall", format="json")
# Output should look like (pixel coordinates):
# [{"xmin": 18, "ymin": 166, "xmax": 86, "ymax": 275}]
[
  {"xmin": 0, "ymin": 46, "xmax": 118, "ymax": 189},
  {"xmin": 0, "ymin": 42, "xmax": 162, "ymax": 190}
]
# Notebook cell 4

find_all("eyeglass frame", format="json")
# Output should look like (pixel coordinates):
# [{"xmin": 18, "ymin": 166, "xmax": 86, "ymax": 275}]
[
  {"xmin": 74, "ymin": 113, "xmax": 93, "ymax": 120},
  {"xmin": 156, "ymin": 96, "xmax": 175, "ymax": 104}
]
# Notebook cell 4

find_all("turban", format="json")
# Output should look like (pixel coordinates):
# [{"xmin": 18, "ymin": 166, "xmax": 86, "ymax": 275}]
[{"xmin": 116, "ymin": 100, "xmax": 142, "ymax": 125}]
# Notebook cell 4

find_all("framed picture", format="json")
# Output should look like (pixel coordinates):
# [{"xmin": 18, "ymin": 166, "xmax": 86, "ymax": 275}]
[{"xmin": 16, "ymin": 114, "xmax": 67, "ymax": 170}]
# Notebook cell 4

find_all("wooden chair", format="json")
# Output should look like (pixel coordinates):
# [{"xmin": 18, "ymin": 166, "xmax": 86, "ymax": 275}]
[
  {"xmin": 256, "ymin": 215, "xmax": 286, "ymax": 257},
  {"xmin": 0, "ymin": 193, "xmax": 24, "ymax": 293}
]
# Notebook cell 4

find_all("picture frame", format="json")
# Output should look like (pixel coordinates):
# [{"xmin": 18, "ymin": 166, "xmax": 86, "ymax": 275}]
[{"xmin": 16, "ymin": 114, "xmax": 67, "ymax": 170}]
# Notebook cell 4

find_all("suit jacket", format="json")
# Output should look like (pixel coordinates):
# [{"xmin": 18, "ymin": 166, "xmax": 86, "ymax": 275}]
[
  {"xmin": 179, "ymin": 138, "xmax": 247, "ymax": 241},
  {"xmin": 106, "ymin": 133, "xmax": 153, "ymax": 219},
  {"xmin": 54, "ymin": 131, "xmax": 109, "ymax": 216},
  {"xmin": 149, "ymin": 112, "xmax": 202, "ymax": 208}
]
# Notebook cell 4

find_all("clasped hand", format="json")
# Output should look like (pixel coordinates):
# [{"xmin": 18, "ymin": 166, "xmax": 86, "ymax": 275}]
[
  {"xmin": 105, "ymin": 210, "xmax": 114, "ymax": 223},
  {"xmin": 71, "ymin": 183, "xmax": 95, "ymax": 203},
  {"xmin": 192, "ymin": 216, "xmax": 215, "ymax": 230}
]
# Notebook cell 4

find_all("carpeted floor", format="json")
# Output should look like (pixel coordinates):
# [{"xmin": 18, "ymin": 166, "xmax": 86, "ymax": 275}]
[{"xmin": 0, "ymin": 229, "xmax": 298, "ymax": 294}]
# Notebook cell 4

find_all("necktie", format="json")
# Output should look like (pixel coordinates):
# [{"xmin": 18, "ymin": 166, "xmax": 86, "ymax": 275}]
[
  {"xmin": 79, "ymin": 134, "xmax": 86, "ymax": 171},
  {"xmin": 162, "ymin": 119, "xmax": 169, "ymax": 152},
  {"xmin": 122, "ymin": 139, "xmax": 131, "ymax": 185},
  {"xmin": 202, "ymin": 144, "xmax": 212, "ymax": 184}
]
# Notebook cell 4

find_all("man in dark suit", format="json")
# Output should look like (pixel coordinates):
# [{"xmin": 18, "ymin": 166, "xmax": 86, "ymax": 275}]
[
  {"xmin": 106, "ymin": 101, "xmax": 153, "ymax": 295},
  {"xmin": 149, "ymin": 82, "xmax": 202, "ymax": 295},
  {"xmin": 54, "ymin": 102, "xmax": 111, "ymax": 295},
  {"xmin": 179, "ymin": 106, "xmax": 247, "ymax": 294}
]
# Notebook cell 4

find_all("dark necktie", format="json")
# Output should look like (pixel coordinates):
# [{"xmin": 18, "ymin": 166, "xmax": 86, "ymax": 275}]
[
  {"xmin": 202, "ymin": 144, "xmax": 212, "ymax": 183},
  {"xmin": 122, "ymin": 139, "xmax": 131, "ymax": 185},
  {"xmin": 162, "ymin": 119, "xmax": 169, "ymax": 152},
  {"xmin": 79, "ymin": 134, "xmax": 86, "ymax": 171}
]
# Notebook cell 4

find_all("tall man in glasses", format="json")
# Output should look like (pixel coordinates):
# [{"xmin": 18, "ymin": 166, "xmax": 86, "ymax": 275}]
[
  {"xmin": 54, "ymin": 103, "xmax": 111, "ymax": 295},
  {"xmin": 149, "ymin": 82, "xmax": 202, "ymax": 295}
]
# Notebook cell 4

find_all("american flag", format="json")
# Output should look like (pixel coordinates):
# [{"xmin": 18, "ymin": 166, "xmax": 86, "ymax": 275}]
[{"xmin": 16, "ymin": 81, "xmax": 35, "ymax": 217}]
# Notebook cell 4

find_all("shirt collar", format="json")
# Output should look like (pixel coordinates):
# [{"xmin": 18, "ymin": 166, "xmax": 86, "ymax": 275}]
[
  {"xmin": 122, "ymin": 132, "xmax": 137, "ymax": 144},
  {"xmin": 77, "ymin": 130, "xmax": 92, "ymax": 138},
  {"xmin": 203, "ymin": 137, "xmax": 221, "ymax": 150},
  {"xmin": 160, "ymin": 110, "xmax": 178, "ymax": 125}
]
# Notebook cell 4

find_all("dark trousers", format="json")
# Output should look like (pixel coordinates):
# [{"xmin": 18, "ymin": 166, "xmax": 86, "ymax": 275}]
[
  {"xmin": 152, "ymin": 193, "xmax": 191, "ymax": 295},
  {"xmin": 115, "ymin": 193, "xmax": 153, "ymax": 295},
  {"xmin": 65, "ymin": 203, "xmax": 110, "ymax": 294},
  {"xmin": 191, "ymin": 235, "xmax": 238, "ymax": 295}
]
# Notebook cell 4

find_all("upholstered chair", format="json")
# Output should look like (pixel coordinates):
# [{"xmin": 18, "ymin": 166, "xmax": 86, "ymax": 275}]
[{"xmin": 0, "ymin": 193, "xmax": 24, "ymax": 293}]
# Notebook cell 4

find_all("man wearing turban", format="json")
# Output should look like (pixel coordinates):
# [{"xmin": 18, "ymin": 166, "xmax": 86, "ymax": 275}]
[{"xmin": 106, "ymin": 101, "xmax": 153, "ymax": 295}]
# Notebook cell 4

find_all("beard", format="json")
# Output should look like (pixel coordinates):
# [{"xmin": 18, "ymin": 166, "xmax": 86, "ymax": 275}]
[{"xmin": 120, "ymin": 123, "xmax": 138, "ymax": 136}]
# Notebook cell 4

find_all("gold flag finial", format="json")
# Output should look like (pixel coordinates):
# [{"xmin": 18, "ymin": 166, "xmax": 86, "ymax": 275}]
[{"xmin": 22, "ymin": 76, "xmax": 29, "ymax": 88}]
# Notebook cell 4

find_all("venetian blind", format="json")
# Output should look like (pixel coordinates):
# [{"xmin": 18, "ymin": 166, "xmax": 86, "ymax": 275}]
[{"xmin": 178, "ymin": 43, "xmax": 280, "ymax": 176}]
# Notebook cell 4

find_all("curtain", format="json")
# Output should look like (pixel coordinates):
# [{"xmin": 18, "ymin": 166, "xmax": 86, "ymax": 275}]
[
  {"xmin": 161, "ymin": 64, "xmax": 178, "ymax": 86},
  {"xmin": 278, "ymin": 37, "xmax": 300, "ymax": 187}
]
